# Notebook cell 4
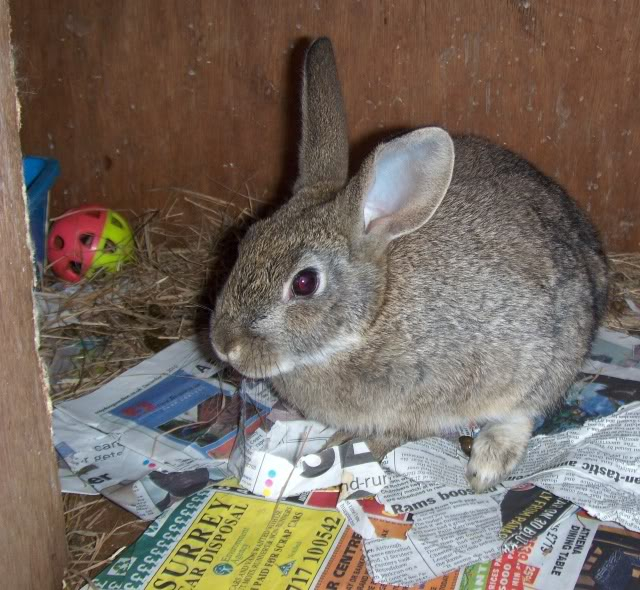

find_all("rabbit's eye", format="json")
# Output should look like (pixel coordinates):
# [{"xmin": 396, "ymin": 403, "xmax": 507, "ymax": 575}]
[{"xmin": 292, "ymin": 268, "xmax": 319, "ymax": 297}]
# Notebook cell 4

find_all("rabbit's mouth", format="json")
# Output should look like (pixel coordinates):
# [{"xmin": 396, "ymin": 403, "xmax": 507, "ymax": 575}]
[
  {"xmin": 233, "ymin": 360, "xmax": 295, "ymax": 380},
  {"xmin": 228, "ymin": 333, "xmax": 364, "ymax": 379},
  {"xmin": 211, "ymin": 339, "xmax": 295, "ymax": 379},
  {"xmin": 227, "ymin": 354, "xmax": 297, "ymax": 380},
  {"xmin": 212, "ymin": 317, "xmax": 363, "ymax": 378}
]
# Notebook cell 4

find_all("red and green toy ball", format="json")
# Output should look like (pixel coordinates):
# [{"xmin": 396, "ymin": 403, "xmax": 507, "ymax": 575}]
[{"xmin": 47, "ymin": 205, "xmax": 135, "ymax": 282}]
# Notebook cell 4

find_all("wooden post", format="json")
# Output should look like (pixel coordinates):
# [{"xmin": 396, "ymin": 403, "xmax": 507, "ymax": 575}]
[{"xmin": 0, "ymin": 0, "xmax": 66, "ymax": 587}]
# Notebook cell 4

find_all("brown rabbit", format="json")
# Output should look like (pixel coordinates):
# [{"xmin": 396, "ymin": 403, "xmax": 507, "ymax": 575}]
[{"xmin": 211, "ymin": 38, "xmax": 608, "ymax": 491}]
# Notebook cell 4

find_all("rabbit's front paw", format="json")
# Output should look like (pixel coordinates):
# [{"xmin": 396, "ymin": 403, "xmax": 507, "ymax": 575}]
[{"xmin": 466, "ymin": 415, "xmax": 533, "ymax": 493}]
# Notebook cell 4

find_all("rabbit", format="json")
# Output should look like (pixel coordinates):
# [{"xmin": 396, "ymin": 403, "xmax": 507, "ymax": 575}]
[{"xmin": 210, "ymin": 37, "xmax": 609, "ymax": 492}]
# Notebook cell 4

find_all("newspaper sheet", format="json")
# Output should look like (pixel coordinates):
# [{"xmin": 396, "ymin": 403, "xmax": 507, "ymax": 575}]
[
  {"xmin": 229, "ymin": 420, "xmax": 389, "ymax": 538},
  {"xmin": 53, "ymin": 328, "xmax": 640, "ymax": 587},
  {"xmin": 458, "ymin": 510, "xmax": 640, "ymax": 590}
]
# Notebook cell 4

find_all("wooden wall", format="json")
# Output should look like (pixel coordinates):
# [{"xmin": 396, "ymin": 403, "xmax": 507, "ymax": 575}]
[
  {"xmin": 10, "ymin": 0, "xmax": 640, "ymax": 252},
  {"xmin": 0, "ymin": 1, "xmax": 66, "ymax": 587}
]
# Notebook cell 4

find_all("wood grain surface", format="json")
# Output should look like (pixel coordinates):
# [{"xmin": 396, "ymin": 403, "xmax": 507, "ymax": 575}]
[
  {"xmin": 10, "ymin": 0, "xmax": 640, "ymax": 251},
  {"xmin": 0, "ymin": 0, "xmax": 66, "ymax": 587}
]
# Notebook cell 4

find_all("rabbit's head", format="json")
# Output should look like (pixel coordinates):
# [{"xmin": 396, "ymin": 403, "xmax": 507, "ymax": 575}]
[{"xmin": 211, "ymin": 38, "xmax": 454, "ymax": 378}]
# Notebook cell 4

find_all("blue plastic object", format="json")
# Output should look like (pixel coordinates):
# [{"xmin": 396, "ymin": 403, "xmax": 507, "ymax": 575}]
[
  {"xmin": 23, "ymin": 157, "xmax": 47, "ymax": 187},
  {"xmin": 22, "ymin": 156, "xmax": 60, "ymax": 280}
]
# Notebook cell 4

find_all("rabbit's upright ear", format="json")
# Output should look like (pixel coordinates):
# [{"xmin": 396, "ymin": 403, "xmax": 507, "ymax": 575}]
[
  {"xmin": 358, "ymin": 127, "xmax": 455, "ymax": 242},
  {"xmin": 294, "ymin": 38, "xmax": 349, "ymax": 193}
]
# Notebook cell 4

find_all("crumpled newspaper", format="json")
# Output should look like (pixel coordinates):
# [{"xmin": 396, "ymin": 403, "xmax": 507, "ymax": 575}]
[
  {"xmin": 227, "ymin": 387, "xmax": 390, "ymax": 539},
  {"xmin": 231, "ymin": 389, "xmax": 640, "ymax": 585},
  {"xmin": 362, "ymin": 402, "xmax": 640, "ymax": 585}
]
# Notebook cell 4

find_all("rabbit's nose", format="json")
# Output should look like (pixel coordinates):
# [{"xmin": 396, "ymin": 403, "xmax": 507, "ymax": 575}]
[
  {"xmin": 211, "ymin": 322, "xmax": 232, "ymax": 359},
  {"xmin": 211, "ymin": 320, "xmax": 243, "ymax": 364},
  {"xmin": 213, "ymin": 341, "xmax": 242, "ymax": 366},
  {"xmin": 212, "ymin": 342, "xmax": 229, "ymax": 363}
]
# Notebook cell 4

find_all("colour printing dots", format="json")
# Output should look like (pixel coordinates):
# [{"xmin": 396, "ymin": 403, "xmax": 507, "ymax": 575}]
[
  {"xmin": 143, "ymin": 459, "xmax": 157, "ymax": 469},
  {"xmin": 263, "ymin": 469, "xmax": 277, "ymax": 496}
]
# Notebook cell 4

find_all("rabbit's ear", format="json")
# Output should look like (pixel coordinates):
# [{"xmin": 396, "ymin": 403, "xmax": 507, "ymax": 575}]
[
  {"xmin": 294, "ymin": 38, "xmax": 349, "ymax": 193},
  {"xmin": 360, "ymin": 127, "xmax": 454, "ymax": 241}
]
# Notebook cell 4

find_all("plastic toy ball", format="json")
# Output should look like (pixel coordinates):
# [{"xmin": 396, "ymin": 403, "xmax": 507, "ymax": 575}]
[{"xmin": 47, "ymin": 205, "xmax": 135, "ymax": 282}]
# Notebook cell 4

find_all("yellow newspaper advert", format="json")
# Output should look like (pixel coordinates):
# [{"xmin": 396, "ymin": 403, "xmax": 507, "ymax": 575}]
[{"xmin": 92, "ymin": 484, "xmax": 348, "ymax": 589}]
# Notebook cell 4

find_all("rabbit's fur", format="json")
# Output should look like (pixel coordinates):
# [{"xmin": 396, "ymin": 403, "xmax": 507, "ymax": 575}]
[{"xmin": 211, "ymin": 38, "xmax": 608, "ymax": 491}]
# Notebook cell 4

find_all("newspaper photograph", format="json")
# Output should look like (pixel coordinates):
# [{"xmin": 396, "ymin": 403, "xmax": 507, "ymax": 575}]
[{"xmin": 53, "ymin": 339, "xmax": 248, "ymax": 519}]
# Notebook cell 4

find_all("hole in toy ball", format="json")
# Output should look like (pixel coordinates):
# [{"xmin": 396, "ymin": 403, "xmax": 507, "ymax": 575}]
[
  {"xmin": 111, "ymin": 217, "xmax": 123, "ymax": 229},
  {"xmin": 69, "ymin": 261, "xmax": 82, "ymax": 276},
  {"xmin": 104, "ymin": 239, "xmax": 117, "ymax": 253},
  {"xmin": 53, "ymin": 235, "xmax": 64, "ymax": 249},
  {"xmin": 79, "ymin": 233, "xmax": 94, "ymax": 247}
]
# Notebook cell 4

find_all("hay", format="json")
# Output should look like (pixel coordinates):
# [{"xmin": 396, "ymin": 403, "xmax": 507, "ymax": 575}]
[
  {"xmin": 605, "ymin": 253, "xmax": 640, "ymax": 335},
  {"xmin": 62, "ymin": 494, "xmax": 147, "ymax": 589},
  {"xmin": 39, "ymin": 198, "xmax": 640, "ymax": 588}
]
